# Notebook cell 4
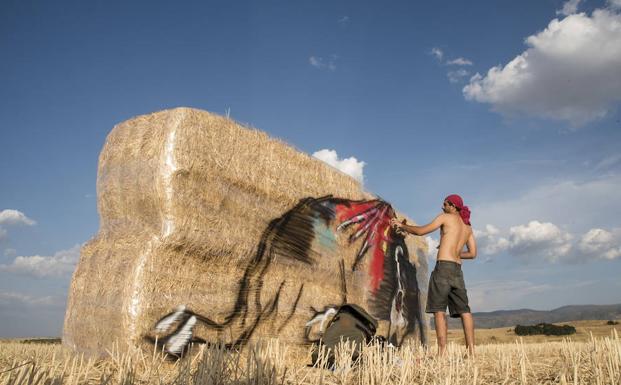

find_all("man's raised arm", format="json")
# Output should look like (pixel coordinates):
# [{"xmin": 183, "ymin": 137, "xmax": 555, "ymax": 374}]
[{"xmin": 391, "ymin": 214, "xmax": 445, "ymax": 236}]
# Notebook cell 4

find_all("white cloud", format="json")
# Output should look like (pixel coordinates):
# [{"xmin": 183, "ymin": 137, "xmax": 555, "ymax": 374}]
[
  {"xmin": 472, "ymin": 220, "xmax": 621, "ymax": 263},
  {"xmin": 475, "ymin": 221, "xmax": 572, "ymax": 263},
  {"xmin": 430, "ymin": 49, "xmax": 473, "ymax": 83},
  {"xmin": 0, "ymin": 244, "xmax": 81, "ymax": 278},
  {"xmin": 509, "ymin": 221, "xmax": 571, "ymax": 246},
  {"xmin": 4, "ymin": 248, "xmax": 16, "ymax": 256},
  {"xmin": 424, "ymin": 236, "xmax": 439, "ymax": 260},
  {"xmin": 507, "ymin": 221, "xmax": 573, "ymax": 262},
  {"xmin": 474, "ymin": 224, "xmax": 510, "ymax": 256},
  {"xmin": 578, "ymin": 228, "xmax": 621, "ymax": 260},
  {"xmin": 309, "ymin": 55, "xmax": 337, "ymax": 71},
  {"xmin": 338, "ymin": 16, "xmax": 350, "ymax": 25},
  {"xmin": 430, "ymin": 47, "xmax": 444, "ymax": 61},
  {"xmin": 464, "ymin": 9, "xmax": 621, "ymax": 126},
  {"xmin": 603, "ymin": 247, "xmax": 621, "ymax": 259},
  {"xmin": 0, "ymin": 209, "xmax": 36, "ymax": 226},
  {"xmin": 557, "ymin": 0, "xmax": 582, "ymax": 16},
  {"xmin": 312, "ymin": 149, "xmax": 365, "ymax": 183},
  {"xmin": 447, "ymin": 69, "xmax": 470, "ymax": 83},
  {"xmin": 579, "ymin": 228, "xmax": 613, "ymax": 252},
  {"xmin": 0, "ymin": 209, "xmax": 35, "ymax": 243},
  {"xmin": 447, "ymin": 57, "xmax": 473, "ymax": 66}
]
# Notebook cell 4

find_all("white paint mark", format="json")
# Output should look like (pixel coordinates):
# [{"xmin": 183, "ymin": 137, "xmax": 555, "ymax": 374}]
[
  {"xmin": 155, "ymin": 305, "xmax": 187, "ymax": 333},
  {"xmin": 167, "ymin": 315, "xmax": 197, "ymax": 355}
]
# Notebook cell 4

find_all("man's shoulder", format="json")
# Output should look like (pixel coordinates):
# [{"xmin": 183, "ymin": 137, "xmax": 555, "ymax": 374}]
[
  {"xmin": 434, "ymin": 213, "xmax": 449, "ymax": 224},
  {"xmin": 439, "ymin": 213, "xmax": 459, "ymax": 223}
]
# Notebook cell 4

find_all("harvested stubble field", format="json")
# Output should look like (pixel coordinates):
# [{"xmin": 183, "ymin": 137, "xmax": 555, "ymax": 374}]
[{"xmin": 1, "ymin": 329, "xmax": 620, "ymax": 385}]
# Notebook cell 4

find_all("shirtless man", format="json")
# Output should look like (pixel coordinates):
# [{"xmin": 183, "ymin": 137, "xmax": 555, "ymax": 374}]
[{"xmin": 390, "ymin": 194, "xmax": 477, "ymax": 356}]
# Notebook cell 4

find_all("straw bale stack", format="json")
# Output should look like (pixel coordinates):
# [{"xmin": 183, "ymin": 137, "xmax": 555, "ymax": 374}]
[{"xmin": 63, "ymin": 107, "xmax": 429, "ymax": 357}]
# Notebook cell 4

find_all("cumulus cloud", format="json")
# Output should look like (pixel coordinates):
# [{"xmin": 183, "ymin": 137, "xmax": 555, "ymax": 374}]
[
  {"xmin": 0, "ymin": 209, "xmax": 36, "ymax": 226},
  {"xmin": 474, "ymin": 224, "xmax": 510, "ymax": 256},
  {"xmin": 474, "ymin": 221, "xmax": 572, "ymax": 262},
  {"xmin": 557, "ymin": 0, "xmax": 582, "ymax": 16},
  {"xmin": 473, "ymin": 221, "xmax": 621, "ymax": 263},
  {"xmin": 447, "ymin": 57, "xmax": 473, "ymax": 66},
  {"xmin": 309, "ymin": 55, "xmax": 337, "ymax": 71},
  {"xmin": 464, "ymin": 9, "xmax": 621, "ymax": 126},
  {"xmin": 508, "ymin": 221, "xmax": 573, "ymax": 262},
  {"xmin": 312, "ymin": 149, "xmax": 365, "ymax": 183},
  {"xmin": 430, "ymin": 47, "xmax": 444, "ymax": 61},
  {"xmin": 578, "ymin": 228, "xmax": 621, "ymax": 260},
  {"xmin": 0, "ymin": 244, "xmax": 81, "ymax": 278},
  {"xmin": 0, "ymin": 228, "xmax": 6, "ymax": 242}
]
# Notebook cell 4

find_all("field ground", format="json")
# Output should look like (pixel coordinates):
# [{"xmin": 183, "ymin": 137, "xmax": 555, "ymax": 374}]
[{"xmin": 1, "ymin": 320, "xmax": 620, "ymax": 385}]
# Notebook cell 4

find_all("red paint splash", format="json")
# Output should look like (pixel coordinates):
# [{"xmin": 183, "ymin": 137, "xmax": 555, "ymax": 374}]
[{"xmin": 335, "ymin": 200, "xmax": 395, "ymax": 293}]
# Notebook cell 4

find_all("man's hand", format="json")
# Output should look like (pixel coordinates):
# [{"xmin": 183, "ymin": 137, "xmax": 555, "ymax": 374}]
[
  {"xmin": 391, "ymin": 214, "xmax": 445, "ymax": 237},
  {"xmin": 390, "ymin": 218, "xmax": 407, "ymax": 236},
  {"xmin": 390, "ymin": 217, "xmax": 401, "ymax": 230}
]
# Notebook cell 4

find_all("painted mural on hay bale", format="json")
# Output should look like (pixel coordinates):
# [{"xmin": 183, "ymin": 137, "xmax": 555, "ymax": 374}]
[{"xmin": 62, "ymin": 108, "xmax": 429, "ymax": 358}]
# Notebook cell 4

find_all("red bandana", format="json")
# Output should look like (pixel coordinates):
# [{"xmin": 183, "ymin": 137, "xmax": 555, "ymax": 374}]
[{"xmin": 445, "ymin": 194, "xmax": 471, "ymax": 226}]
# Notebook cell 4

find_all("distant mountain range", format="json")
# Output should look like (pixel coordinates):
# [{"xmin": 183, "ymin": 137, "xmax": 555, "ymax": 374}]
[{"xmin": 442, "ymin": 303, "xmax": 621, "ymax": 329}]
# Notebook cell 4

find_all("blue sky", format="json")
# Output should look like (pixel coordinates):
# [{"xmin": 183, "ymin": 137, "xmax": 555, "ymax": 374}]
[{"xmin": 1, "ymin": 0, "xmax": 620, "ymax": 337}]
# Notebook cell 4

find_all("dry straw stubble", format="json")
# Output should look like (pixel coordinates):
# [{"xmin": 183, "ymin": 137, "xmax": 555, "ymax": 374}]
[{"xmin": 2, "ymin": 331, "xmax": 620, "ymax": 385}]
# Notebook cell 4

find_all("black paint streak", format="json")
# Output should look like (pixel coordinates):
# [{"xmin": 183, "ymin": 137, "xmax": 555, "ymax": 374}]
[{"xmin": 277, "ymin": 284, "xmax": 304, "ymax": 333}]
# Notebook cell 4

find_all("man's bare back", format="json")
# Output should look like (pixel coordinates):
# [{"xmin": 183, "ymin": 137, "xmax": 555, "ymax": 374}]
[{"xmin": 437, "ymin": 212, "xmax": 475, "ymax": 264}]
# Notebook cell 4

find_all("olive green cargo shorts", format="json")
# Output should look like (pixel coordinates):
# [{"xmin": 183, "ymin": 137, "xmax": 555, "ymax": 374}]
[{"xmin": 426, "ymin": 260, "xmax": 471, "ymax": 318}]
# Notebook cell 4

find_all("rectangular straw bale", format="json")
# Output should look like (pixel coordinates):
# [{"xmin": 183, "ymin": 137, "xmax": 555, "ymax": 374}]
[{"xmin": 63, "ymin": 107, "xmax": 429, "ymax": 357}]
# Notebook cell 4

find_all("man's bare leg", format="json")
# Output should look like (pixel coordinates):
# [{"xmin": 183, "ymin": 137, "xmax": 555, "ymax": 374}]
[
  {"xmin": 434, "ymin": 312, "xmax": 448, "ymax": 356},
  {"xmin": 460, "ymin": 312, "xmax": 475, "ymax": 356}
]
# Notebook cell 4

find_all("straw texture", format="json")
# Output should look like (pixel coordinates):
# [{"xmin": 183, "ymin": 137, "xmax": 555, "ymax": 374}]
[{"xmin": 62, "ymin": 108, "xmax": 429, "ymax": 357}]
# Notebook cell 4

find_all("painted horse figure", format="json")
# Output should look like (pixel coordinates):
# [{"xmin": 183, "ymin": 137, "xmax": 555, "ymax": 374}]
[{"xmin": 148, "ymin": 196, "xmax": 425, "ymax": 357}]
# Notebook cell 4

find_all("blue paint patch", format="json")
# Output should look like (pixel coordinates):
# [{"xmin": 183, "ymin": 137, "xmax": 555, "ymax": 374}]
[{"xmin": 313, "ymin": 217, "xmax": 336, "ymax": 250}]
